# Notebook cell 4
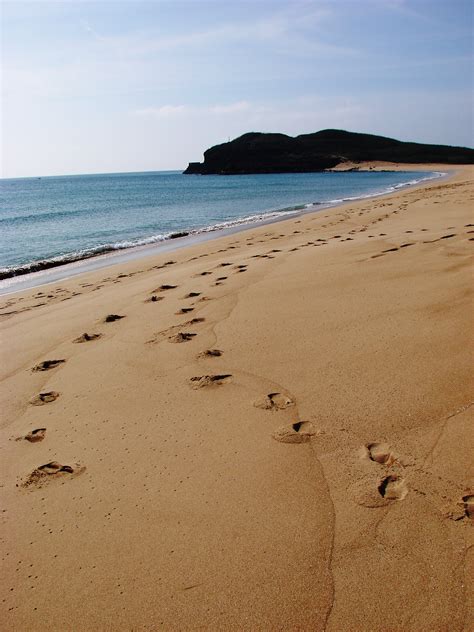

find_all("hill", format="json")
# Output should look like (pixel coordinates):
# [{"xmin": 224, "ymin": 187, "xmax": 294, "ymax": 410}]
[{"xmin": 183, "ymin": 129, "xmax": 474, "ymax": 174}]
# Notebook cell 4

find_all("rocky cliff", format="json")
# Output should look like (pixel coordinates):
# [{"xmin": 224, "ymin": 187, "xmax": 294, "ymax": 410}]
[{"xmin": 184, "ymin": 129, "xmax": 474, "ymax": 174}]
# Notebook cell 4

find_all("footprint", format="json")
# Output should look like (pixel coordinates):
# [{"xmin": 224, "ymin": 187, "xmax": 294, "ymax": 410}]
[
  {"xmin": 216, "ymin": 276, "xmax": 227, "ymax": 281},
  {"xmin": 190, "ymin": 374, "xmax": 232, "ymax": 388},
  {"xmin": 74, "ymin": 333, "xmax": 102, "ymax": 343},
  {"xmin": 145, "ymin": 295, "xmax": 164, "ymax": 303},
  {"xmin": 199, "ymin": 271, "xmax": 212, "ymax": 276},
  {"xmin": 199, "ymin": 349, "xmax": 223, "ymax": 358},
  {"xmin": 272, "ymin": 421, "xmax": 315, "ymax": 444},
  {"xmin": 255, "ymin": 392, "xmax": 294, "ymax": 410},
  {"xmin": 169, "ymin": 332, "xmax": 197, "ymax": 343},
  {"xmin": 185, "ymin": 292, "xmax": 201, "ymax": 298},
  {"xmin": 462, "ymin": 494, "xmax": 474, "ymax": 521},
  {"xmin": 23, "ymin": 461, "xmax": 85, "ymax": 488},
  {"xmin": 32, "ymin": 359, "xmax": 65, "ymax": 372},
  {"xmin": 378, "ymin": 475, "xmax": 408, "ymax": 500},
  {"xmin": 423, "ymin": 234, "xmax": 456, "ymax": 244},
  {"xmin": 148, "ymin": 318, "xmax": 202, "ymax": 344},
  {"xmin": 17, "ymin": 428, "xmax": 47, "ymax": 443},
  {"xmin": 152, "ymin": 283, "xmax": 178, "ymax": 294},
  {"xmin": 30, "ymin": 391, "xmax": 60, "ymax": 406},
  {"xmin": 104, "ymin": 314, "xmax": 125, "ymax": 323},
  {"xmin": 366, "ymin": 442, "xmax": 395, "ymax": 465},
  {"xmin": 176, "ymin": 308, "xmax": 194, "ymax": 314},
  {"xmin": 218, "ymin": 262, "xmax": 232, "ymax": 267},
  {"xmin": 381, "ymin": 247, "xmax": 399, "ymax": 253}
]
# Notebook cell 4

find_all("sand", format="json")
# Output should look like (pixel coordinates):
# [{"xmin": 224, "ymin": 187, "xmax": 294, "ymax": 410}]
[{"xmin": 0, "ymin": 163, "xmax": 473, "ymax": 631}]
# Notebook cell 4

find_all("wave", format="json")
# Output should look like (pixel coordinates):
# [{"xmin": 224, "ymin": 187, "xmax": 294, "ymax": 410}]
[
  {"xmin": 0, "ymin": 171, "xmax": 445, "ymax": 281},
  {"xmin": 323, "ymin": 171, "xmax": 445, "ymax": 205},
  {"xmin": 0, "ymin": 207, "xmax": 306, "ymax": 280}
]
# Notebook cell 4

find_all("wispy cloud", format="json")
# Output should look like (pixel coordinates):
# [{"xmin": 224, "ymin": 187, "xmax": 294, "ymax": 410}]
[
  {"xmin": 135, "ymin": 101, "xmax": 258, "ymax": 118},
  {"xmin": 86, "ymin": 3, "xmax": 356, "ymax": 60},
  {"xmin": 135, "ymin": 105, "xmax": 190, "ymax": 117},
  {"xmin": 133, "ymin": 97, "xmax": 363, "ymax": 130}
]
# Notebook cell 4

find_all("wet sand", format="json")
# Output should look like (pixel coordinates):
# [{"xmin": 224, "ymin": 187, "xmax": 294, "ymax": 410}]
[{"xmin": 1, "ymin": 163, "xmax": 473, "ymax": 631}]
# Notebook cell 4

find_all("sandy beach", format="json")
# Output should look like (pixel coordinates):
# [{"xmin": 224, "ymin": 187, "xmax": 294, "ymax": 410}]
[{"xmin": 1, "ymin": 163, "xmax": 473, "ymax": 631}]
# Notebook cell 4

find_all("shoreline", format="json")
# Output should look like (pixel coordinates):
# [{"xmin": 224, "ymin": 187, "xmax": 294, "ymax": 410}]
[
  {"xmin": 0, "ymin": 165, "xmax": 450, "ymax": 296},
  {"xmin": 1, "ymin": 162, "xmax": 472, "ymax": 630}
]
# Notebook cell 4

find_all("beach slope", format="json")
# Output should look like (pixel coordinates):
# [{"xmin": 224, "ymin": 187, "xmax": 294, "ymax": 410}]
[{"xmin": 0, "ymin": 165, "xmax": 473, "ymax": 631}]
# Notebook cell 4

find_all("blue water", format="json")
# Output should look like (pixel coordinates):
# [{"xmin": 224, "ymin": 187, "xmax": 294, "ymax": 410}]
[{"xmin": 0, "ymin": 169, "xmax": 441, "ymax": 277}]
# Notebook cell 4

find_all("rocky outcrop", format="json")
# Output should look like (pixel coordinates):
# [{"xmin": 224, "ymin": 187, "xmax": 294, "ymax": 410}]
[{"xmin": 184, "ymin": 129, "xmax": 474, "ymax": 175}]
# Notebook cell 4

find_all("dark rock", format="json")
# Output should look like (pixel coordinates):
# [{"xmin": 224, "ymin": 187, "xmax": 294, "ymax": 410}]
[{"xmin": 183, "ymin": 129, "xmax": 474, "ymax": 175}]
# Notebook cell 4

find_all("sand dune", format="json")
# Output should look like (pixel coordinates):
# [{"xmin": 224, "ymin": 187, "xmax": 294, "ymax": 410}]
[{"xmin": 0, "ymin": 164, "xmax": 473, "ymax": 631}]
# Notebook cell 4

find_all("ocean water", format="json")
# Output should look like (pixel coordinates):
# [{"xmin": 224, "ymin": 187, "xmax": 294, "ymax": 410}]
[{"xmin": 0, "ymin": 169, "xmax": 442, "ymax": 279}]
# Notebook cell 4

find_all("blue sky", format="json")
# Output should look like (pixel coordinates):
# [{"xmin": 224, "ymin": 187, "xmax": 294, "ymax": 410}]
[{"xmin": 2, "ymin": 0, "xmax": 473, "ymax": 177}]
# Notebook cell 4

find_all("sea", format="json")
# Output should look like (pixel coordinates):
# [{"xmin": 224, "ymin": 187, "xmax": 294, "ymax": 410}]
[{"xmin": 0, "ymin": 169, "xmax": 443, "ymax": 290}]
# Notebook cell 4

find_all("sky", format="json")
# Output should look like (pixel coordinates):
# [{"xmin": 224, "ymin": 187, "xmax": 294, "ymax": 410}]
[{"xmin": 1, "ymin": 0, "xmax": 473, "ymax": 178}]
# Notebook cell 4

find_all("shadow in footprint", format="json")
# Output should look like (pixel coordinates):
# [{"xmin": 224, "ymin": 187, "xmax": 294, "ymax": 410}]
[
  {"xmin": 255, "ymin": 392, "xmax": 294, "ymax": 410},
  {"xmin": 32, "ymin": 360, "xmax": 65, "ymax": 372},
  {"xmin": 74, "ymin": 333, "xmax": 102, "ymax": 343},
  {"xmin": 190, "ymin": 374, "xmax": 232, "ymax": 388},
  {"xmin": 169, "ymin": 332, "xmax": 196, "ymax": 343},
  {"xmin": 272, "ymin": 421, "xmax": 315, "ymax": 444},
  {"xmin": 17, "ymin": 428, "xmax": 47, "ymax": 443},
  {"xmin": 423, "ymin": 234, "xmax": 456, "ymax": 244},
  {"xmin": 200, "ymin": 349, "xmax": 223, "ymax": 358},
  {"xmin": 155, "ymin": 284, "xmax": 177, "ymax": 291},
  {"xmin": 104, "ymin": 314, "xmax": 125, "ymax": 323},
  {"xmin": 462, "ymin": 494, "xmax": 474, "ymax": 521},
  {"xmin": 378, "ymin": 475, "xmax": 408, "ymax": 500},
  {"xmin": 366, "ymin": 442, "xmax": 395, "ymax": 465},
  {"xmin": 30, "ymin": 391, "xmax": 60, "ymax": 406},
  {"xmin": 23, "ymin": 461, "xmax": 85, "ymax": 488}
]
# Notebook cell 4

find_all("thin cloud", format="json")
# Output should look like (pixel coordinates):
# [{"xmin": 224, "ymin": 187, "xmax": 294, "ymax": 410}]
[
  {"xmin": 89, "ymin": 3, "xmax": 356, "ymax": 60},
  {"xmin": 134, "ymin": 101, "xmax": 276, "ymax": 119},
  {"xmin": 135, "ymin": 105, "xmax": 189, "ymax": 117}
]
